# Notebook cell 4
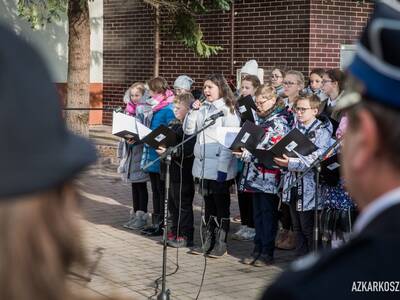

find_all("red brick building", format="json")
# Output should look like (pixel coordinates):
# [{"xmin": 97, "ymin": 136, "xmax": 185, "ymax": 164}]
[{"xmin": 102, "ymin": 0, "xmax": 373, "ymax": 124}]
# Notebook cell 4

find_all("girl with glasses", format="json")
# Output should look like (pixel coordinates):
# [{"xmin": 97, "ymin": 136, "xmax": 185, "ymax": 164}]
[
  {"xmin": 321, "ymin": 68, "xmax": 347, "ymax": 133},
  {"xmin": 270, "ymin": 68, "xmax": 285, "ymax": 96},
  {"xmin": 282, "ymin": 70, "xmax": 305, "ymax": 110},
  {"xmin": 237, "ymin": 84, "xmax": 293, "ymax": 266}
]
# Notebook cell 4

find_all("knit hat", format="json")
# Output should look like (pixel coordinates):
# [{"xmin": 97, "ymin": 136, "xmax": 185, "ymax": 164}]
[
  {"xmin": 173, "ymin": 75, "xmax": 194, "ymax": 91},
  {"xmin": 241, "ymin": 59, "xmax": 258, "ymax": 76},
  {"xmin": 337, "ymin": 0, "xmax": 400, "ymax": 111},
  {"xmin": 0, "ymin": 24, "xmax": 97, "ymax": 199}
]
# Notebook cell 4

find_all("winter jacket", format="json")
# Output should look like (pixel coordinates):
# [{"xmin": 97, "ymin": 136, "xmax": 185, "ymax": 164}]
[
  {"xmin": 117, "ymin": 141, "xmax": 149, "ymax": 183},
  {"xmin": 303, "ymin": 86, "xmax": 328, "ymax": 102},
  {"xmin": 160, "ymin": 119, "xmax": 195, "ymax": 183},
  {"xmin": 141, "ymin": 102, "xmax": 175, "ymax": 174},
  {"xmin": 319, "ymin": 91, "xmax": 346, "ymax": 134},
  {"xmin": 184, "ymin": 98, "xmax": 240, "ymax": 181},
  {"xmin": 281, "ymin": 116, "xmax": 333, "ymax": 211},
  {"xmin": 240, "ymin": 104, "xmax": 293, "ymax": 194},
  {"xmin": 117, "ymin": 95, "xmax": 150, "ymax": 182}
]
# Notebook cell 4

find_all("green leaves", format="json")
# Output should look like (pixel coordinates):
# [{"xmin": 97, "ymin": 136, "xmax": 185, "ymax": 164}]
[
  {"xmin": 18, "ymin": 0, "xmax": 231, "ymax": 57},
  {"xmin": 17, "ymin": 0, "xmax": 67, "ymax": 28},
  {"xmin": 169, "ymin": 0, "xmax": 231, "ymax": 57},
  {"xmin": 172, "ymin": 10, "xmax": 222, "ymax": 58}
]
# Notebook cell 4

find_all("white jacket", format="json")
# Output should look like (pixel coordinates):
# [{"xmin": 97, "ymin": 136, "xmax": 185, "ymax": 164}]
[{"xmin": 184, "ymin": 98, "xmax": 240, "ymax": 180}]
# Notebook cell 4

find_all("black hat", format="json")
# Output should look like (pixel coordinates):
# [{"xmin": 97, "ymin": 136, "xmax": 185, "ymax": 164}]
[
  {"xmin": 0, "ymin": 24, "xmax": 97, "ymax": 199},
  {"xmin": 337, "ymin": 0, "xmax": 400, "ymax": 110}
]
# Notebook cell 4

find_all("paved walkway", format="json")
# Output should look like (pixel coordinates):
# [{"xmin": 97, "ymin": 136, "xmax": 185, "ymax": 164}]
[
  {"xmin": 71, "ymin": 127, "xmax": 297, "ymax": 299},
  {"xmin": 71, "ymin": 162, "xmax": 297, "ymax": 300}
]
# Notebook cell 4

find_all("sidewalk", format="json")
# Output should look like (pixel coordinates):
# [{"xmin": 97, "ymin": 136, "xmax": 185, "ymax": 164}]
[{"xmin": 70, "ymin": 127, "xmax": 296, "ymax": 299}]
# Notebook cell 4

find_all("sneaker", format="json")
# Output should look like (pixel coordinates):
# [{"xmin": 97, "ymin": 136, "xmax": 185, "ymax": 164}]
[
  {"xmin": 231, "ymin": 225, "xmax": 247, "ymax": 240},
  {"xmin": 167, "ymin": 231, "xmax": 176, "ymax": 241},
  {"xmin": 168, "ymin": 236, "xmax": 191, "ymax": 248},
  {"xmin": 253, "ymin": 254, "xmax": 274, "ymax": 267},
  {"xmin": 122, "ymin": 213, "xmax": 137, "ymax": 229},
  {"xmin": 241, "ymin": 252, "xmax": 260, "ymax": 265},
  {"xmin": 240, "ymin": 227, "xmax": 255, "ymax": 241},
  {"xmin": 232, "ymin": 215, "xmax": 242, "ymax": 223},
  {"xmin": 140, "ymin": 224, "xmax": 158, "ymax": 235},
  {"xmin": 130, "ymin": 211, "xmax": 147, "ymax": 230}
]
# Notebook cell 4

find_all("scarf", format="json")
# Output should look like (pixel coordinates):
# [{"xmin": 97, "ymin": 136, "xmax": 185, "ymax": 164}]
[{"xmin": 149, "ymin": 89, "xmax": 175, "ymax": 113}]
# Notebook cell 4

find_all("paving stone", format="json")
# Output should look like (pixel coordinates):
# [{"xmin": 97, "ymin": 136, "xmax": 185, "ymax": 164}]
[{"xmin": 71, "ymin": 161, "xmax": 297, "ymax": 299}]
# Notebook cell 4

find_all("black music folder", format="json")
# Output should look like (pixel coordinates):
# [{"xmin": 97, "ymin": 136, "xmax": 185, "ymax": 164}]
[
  {"xmin": 112, "ymin": 111, "xmax": 152, "ymax": 140},
  {"xmin": 238, "ymin": 95, "xmax": 256, "ymax": 123},
  {"xmin": 269, "ymin": 128, "xmax": 318, "ymax": 158},
  {"xmin": 250, "ymin": 148, "xmax": 277, "ymax": 169},
  {"xmin": 141, "ymin": 125, "xmax": 177, "ymax": 149},
  {"xmin": 320, "ymin": 153, "xmax": 341, "ymax": 186},
  {"xmin": 229, "ymin": 120, "xmax": 265, "ymax": 151}
]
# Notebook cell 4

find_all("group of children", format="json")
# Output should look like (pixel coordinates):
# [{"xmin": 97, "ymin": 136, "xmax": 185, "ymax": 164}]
[{"xmin": 117, "ymin": 63, "xmax": 356, "ymax": 265}]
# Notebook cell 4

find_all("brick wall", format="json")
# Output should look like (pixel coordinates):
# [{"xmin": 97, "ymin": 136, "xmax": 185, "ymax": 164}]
[
  {"xmin": 103, "ymin": 0, "xmax": 155, "ymax": 124},
  {"xmin": 309, "ymin": 0, "xmax": 373, "ymax": 70},
  {"xmin": 103, "ymin": 0, "xmax": 372, "ymax": 125}
]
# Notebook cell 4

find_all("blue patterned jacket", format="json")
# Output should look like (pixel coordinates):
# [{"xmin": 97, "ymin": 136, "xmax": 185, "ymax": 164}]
[{"xmin": 281, "ymin": 116, "xmax": 333, "ymax": 211}]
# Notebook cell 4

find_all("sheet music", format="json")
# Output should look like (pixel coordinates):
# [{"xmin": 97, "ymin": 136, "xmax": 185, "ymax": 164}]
[
  {"xmin": 112, "ymin": 112, "xmax": 136, "ymax": 135},
  {"xmin": 134, "ymin": 118, "xmax": 152, "ymax": 139},
  {"xmin": 112, "ymin": 111, "xmax": 151, "ymax": 139},
  {"xmin": 216, "ymin": 127, "xmax": 241, "ymax": 148}
]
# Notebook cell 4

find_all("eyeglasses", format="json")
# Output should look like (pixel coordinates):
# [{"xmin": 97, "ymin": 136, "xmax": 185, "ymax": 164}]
[
  {"xmin": 294, "ymin": 107, "xmax": 312, "ymax": 113},
  {"xmin": 255, "ymin": 98, "xmax": 274, "ymax": 106},
  {"xmin": 271, "ymin": 74, "xmax": 282, "ymax": 79},
  {"xmin": 283, "ymin": 81, "xmax": 297, "ymax": 86},
  {"xmin": 322, "ymin": 80, "xmax": 333, "ymax": 85}
]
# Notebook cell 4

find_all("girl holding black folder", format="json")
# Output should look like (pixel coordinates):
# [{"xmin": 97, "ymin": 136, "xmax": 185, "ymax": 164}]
[
  {"xmin": 232, "ymin": 75, "xmax": 260, "ymax": 242},
  {"xmin": 185, "ymin": 74, "xmax": 240, "ymax": 257},
  {"xmin": 236, "ymin": 84, "xmax": 293, "ymax": 266},
  {"xmin": 140, "ymin": 77, "xmax": 175, "ymax": 236}
]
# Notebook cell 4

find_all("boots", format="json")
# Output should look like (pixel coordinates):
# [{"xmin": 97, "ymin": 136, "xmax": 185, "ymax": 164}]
[
  {"xmin": 208, "ymin": 218, "xmax": 229, "ymax": 258},
  {"xmin": 275, "ymin": 228, "xmax": 289, "ymax": 248},
  {"xmin": 188, "ymin": 216, "xmax": 217, "ymax": 255}
]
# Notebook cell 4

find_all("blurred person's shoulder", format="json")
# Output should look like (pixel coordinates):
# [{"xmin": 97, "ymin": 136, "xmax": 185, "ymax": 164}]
[{"xmin": 262, "ymin": 233, "xmax": 400, "ymax": 300}]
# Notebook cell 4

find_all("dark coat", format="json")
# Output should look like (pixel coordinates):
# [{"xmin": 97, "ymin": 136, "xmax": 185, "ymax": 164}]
[
  {"xmin": 261, "ymin": 202, "xmax": 400, "ymax": 300},
  {"xmin": 160, "ymin": 120, "xmax": 195, "ymax": 184}
]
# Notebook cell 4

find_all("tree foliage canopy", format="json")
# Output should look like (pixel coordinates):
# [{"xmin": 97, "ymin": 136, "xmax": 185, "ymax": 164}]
[{"xmin": 18, "ymin": 0, "xmax": 231, "ymax": 57}]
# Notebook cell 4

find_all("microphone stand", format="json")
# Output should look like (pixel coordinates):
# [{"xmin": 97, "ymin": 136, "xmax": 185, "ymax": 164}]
[
  {"xmin": 283, "ymin": 138, "xmax": 342, "ymax": 252},
  {"xmin": 143, "ymin": 118, "xmax": 218, "ymax": 300}
]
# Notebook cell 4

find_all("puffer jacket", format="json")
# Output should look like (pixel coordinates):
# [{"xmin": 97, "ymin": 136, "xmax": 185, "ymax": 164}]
[
  {"xmin": 240, "ymin": 104, "xmax": 293, "ymax": 194},
  {"xmin": 141, "ymin": 103, "xmax": 175, "ymax": 173},
  {"xmin": 117, "ymin": 141, "xmax": 149, "ymax": 183},
  {"xmin": 281, "ymin": 116, "xmax": 333, "ymax": 211},
  {"xmin": 184, "ymin": 98, "xmax": 240, "ymax": 180}
]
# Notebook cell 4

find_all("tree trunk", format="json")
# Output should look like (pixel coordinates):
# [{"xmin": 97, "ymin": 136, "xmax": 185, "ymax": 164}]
[
  {"xmin": 65, "ymin": 0, "xmax": 91, "ymax": 136},
  {"xmin": 154, "ymin": 4, "xmax": 160, "ymax": 77}
]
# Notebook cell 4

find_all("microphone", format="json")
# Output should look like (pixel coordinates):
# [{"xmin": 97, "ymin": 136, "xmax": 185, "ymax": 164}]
[
  {"xmin": 205, "ymin": 111, "xmax": 224, "ymax": 122},
  {"xmin": 198, "ymin": 94, "xmax": 207, "ymax": 103}
]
